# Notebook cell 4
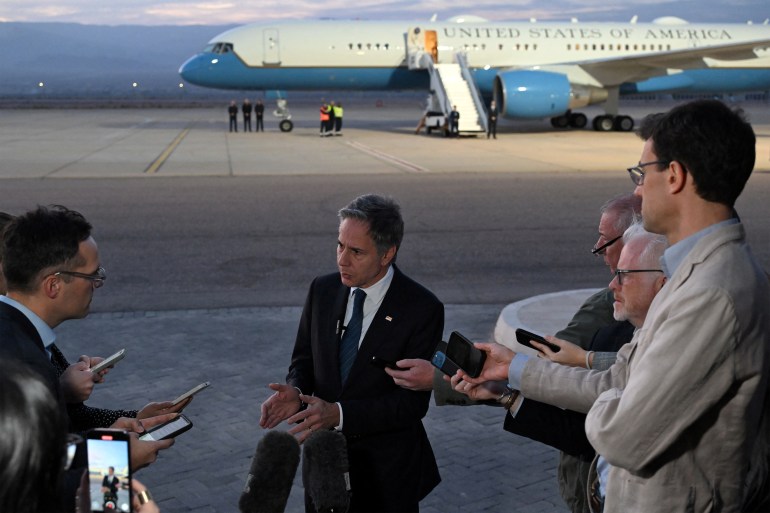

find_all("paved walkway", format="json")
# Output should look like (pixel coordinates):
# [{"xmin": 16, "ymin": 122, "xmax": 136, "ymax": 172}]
[{"xmin": 58, "ymin": 290, "xmax": 594, "ymax": 513}]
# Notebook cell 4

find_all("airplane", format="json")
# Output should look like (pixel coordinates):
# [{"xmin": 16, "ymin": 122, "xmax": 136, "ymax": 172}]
[{"xmin": 179, "ymin": 16, "xmax": 770, "ymax": 133}]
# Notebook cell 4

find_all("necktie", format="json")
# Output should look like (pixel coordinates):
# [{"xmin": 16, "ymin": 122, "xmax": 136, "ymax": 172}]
[{"xmin": 340, "ymin": 288, "xmax": 366, "ymax": 384}]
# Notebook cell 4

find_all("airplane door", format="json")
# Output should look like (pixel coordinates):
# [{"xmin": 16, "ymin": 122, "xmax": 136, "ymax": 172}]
[
  {"xmin": 263, "ymin": 29, "xmax": 281, "ymax": 65},
  {"xmin": 407, "ymin": 27, "xmax": 438, "ymax": 67},
  {"xmin": 425, "ymin": 30, "xmax": 438, "ymax": 63}
]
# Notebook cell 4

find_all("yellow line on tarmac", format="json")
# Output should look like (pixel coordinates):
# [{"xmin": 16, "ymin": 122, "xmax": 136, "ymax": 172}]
[{"xmin": 144, "ymin": 127, "xmax": 190, "ymax": 174}]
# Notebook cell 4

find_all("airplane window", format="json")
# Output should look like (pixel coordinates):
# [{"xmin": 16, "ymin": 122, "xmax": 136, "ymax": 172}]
[
  {"xmin": 482, "ymin": 44, "xmax": 486, "ymax": 50},
  {"xmin": 499, "ymin": 44, "xmax": 503, "ymax": 50},
  {"xmin": 349, "ymin": 43, "xmax": 353, "ymax": 50},
  {"xmin": 525, "ymin": 44, "xmax": 529, "ymax": 50},
  {"xmin": 633, "ymin": 44, "xmax": 638, "ymax": 50},
  {"xmin": 204, "ymin": 44, "xmax": 215, "ymax": 53},
  {"xmin": 567, "ymin": 44, "xmax": 572, "ymax": 50},
  {"xmin": 575, "ymin": 44, "xmax": 579, "ymax": 50},
  {"xmin": 376, "ymin": 43, "xmax": 380, "ymax": 50},
  {"xmin": 358, "ymin": 43, "xmax": 362, "ymax": 50},
  {"xmin": 367, "ymin": 43, "xmax": 371, "ymax": 49},
  {"xmin": 600, "ymin": 44, "xmax": 605, "ymax": 50},
  {"xmin": 385, "ymin": 43, "xmax": 389, "ymax": 50},
  {"xmin": 534, "ymin": 44, "xmax": 537, "ymax": 50}
]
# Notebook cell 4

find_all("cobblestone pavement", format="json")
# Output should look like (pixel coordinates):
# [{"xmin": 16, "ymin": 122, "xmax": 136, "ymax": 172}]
[{"xmin": 57, "ymin": 304, "xmax": 571, "ymax": 513}]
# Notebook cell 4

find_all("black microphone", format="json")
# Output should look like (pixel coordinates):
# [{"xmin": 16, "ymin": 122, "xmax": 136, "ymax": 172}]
[
  {"xmin": 302, "ymin": 430, "xmax": 351, "ymax": 513},
  {"xmin": 238, "ymin": 430, "xmax": 300, "ymax": 513}
]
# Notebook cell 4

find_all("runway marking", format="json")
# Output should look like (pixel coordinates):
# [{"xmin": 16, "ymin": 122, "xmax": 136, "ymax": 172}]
[
  {"xmin": 145, "ymin": 126, "xmax": 190, "ymax": 174},
  {"xmin": 346, "ymin": 141, "xmax": 429, "ymax": 173}
]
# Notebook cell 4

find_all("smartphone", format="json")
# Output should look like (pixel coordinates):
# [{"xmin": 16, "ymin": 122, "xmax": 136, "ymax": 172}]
[
  {"xmin": 370, "ymin": 356, "xmax": 406, "ymax": 371},
  {"xmin": 431, "ymin": 350, "xmax": 461, "ymax": 377},
  {"xmin": 445, "ymin": 331, "xmax": 486, "ymax": 378},
  {"xmin": 515, "ymin": 328, "xmax": 561, "ymax": 353},
  {"xmin": 90, "ymin": 348, "xmax": 126, "ymax": 374},
  {"xmin": 86, "ymin": 429, "xmax": 132, "ymax": 513},
  {"xmin": 171, "ymin": 381, "xmax": 211, "ymax": 406},
  {"xmin": 139, "ymin": 414, "xmax": 193, "ymax": 441}
]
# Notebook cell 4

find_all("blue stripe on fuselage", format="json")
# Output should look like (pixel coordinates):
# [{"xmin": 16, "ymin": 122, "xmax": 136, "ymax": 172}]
[{"xmin": 180, "ymin": 52, "xmax": 430, "ymax": 91}]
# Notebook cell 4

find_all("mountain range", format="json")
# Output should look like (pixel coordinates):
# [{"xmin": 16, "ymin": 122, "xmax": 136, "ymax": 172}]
[{"xmin": 0, "ymin": 22, "xmax": 236, "ymax": 96}]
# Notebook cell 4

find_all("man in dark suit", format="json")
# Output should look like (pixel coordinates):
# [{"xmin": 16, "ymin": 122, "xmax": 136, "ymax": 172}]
[
  {"xmin": 0, "ymin": 205, "xmax": 176, "ymax": 471},
  {"xmin": 260, "ymin": 194, "xmax": 443, "ymax": 513}
]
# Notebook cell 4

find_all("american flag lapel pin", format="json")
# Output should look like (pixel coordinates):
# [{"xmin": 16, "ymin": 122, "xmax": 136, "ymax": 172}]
[{"xmin": 385, "ymin": 316, "xmax": 393, "ymax": 322}]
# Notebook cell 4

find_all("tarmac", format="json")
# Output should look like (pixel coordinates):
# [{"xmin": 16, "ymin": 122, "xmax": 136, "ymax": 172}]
[{"xmin": 4, "ymin": 99, "xmax": 768, "ymax": 512}]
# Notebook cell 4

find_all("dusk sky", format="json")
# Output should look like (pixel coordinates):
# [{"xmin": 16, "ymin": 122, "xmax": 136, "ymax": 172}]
[{"xmin": 1, "ymin": 0, "xmax": 769, "ymax": 26}]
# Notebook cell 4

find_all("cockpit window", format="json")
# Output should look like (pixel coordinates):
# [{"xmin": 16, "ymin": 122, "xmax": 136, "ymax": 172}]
[{"xmin": 209, "ymin": 42, "xmax": 234, "ymax": 54}]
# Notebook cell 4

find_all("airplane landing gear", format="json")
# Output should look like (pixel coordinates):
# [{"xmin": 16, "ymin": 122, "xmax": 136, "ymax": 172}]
[
  {"xmin": 549, "ymin": 112, "xmax": 633, "ymax": 132},
  {"xmin": 273, "ymin": 98, "xmax": 293, "ymax": 132},
  {"xmin": 550, "ymin": 111, "xmax": 588, "ymax": 129},
  {"xmin": 592, "ymin": 114, "xmax": 634, "ymax": 132}
]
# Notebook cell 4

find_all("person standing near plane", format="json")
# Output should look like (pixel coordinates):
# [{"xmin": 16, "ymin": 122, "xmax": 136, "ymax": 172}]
[
  {"xmin": 449, "ymin": 106, "xmax": 460, "ymax": 137},
  {"xmin": 242, "ymin": 98, "xmax": 253, "ymax": 132},
  {"xmin": 254, "ymin": 100, "xmax": 265, "ymax": 132},
  {"xmin": 333, "ymin": 102, "xmax": 343, "ymax": 135},
  {"xmin": 319, "ymin": 103, "xmax": 330, "ymax": 136},
  {"xmin": 228, "ymin": 100, "xmax": 238, "ymax": 132},
  {"xmin": 487, "ymin": 100, "xmax": 498, "ymax": 139},
  {"xmin": 327, "ymin": 101, "xmax": 336, "ymax": 136}
]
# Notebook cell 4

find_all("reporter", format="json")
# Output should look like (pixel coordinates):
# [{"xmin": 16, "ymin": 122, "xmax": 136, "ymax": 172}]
[{"xmin": 0, "ymin": 362, "xmax": 67, "ymax": 513}]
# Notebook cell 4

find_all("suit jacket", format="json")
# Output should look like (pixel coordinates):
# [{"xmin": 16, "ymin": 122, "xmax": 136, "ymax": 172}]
[
  {"xmin": 287, "ymin": 266, "xmax": 443, "ymax": 511},
  {"xmin": 0, "ymin": 301, "xmax": 61, "ymax": 398},
  {"xmin": 503, "ymin": 320, "xmax": 634, "ymax": 459},
  {"xmin": 521, "ymin": 223, "xmax": 770, "ymax": 513}
]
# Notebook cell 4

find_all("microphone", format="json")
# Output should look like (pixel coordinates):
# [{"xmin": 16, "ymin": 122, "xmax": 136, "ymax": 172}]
[
  {"xmin": 238, "ymin": 430, "xmax": 300, "ymax": 513},
  {"xmin": 302, "ymin": 430, "xmax": 351, "ymax": 513}
]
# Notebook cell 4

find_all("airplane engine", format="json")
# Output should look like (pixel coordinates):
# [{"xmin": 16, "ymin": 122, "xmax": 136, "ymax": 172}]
[
  {"xmin": 493, "ymin": 70, "xmax": 608, "ymax": 120},
  {"xmin": 493, "ymin": 70, "xmax": 571, "ymax": 119}
]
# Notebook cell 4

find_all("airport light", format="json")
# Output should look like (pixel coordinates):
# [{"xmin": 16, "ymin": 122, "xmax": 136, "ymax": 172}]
[
  {"xmin": 38, "ymin": 82, "xmax": 44, "ymax": 88},
  {"xmin": 179, "ymin": 83, "xmax": 184, "ymax": 88},
  {"xmin": 132, "ymin": 82, "xmax": 139, "ymax": 88}
]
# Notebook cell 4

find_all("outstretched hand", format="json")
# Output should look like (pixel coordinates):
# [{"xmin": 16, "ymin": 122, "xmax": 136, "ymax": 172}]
[
  {"xmin": 531, "ymin": 336, "xmax": 588, "ymax": 368},
  {"xmin": 458, "ymin": 342, "xmax": 515, "ymax": 384},
  {"xmin": 259, "ymin": 383, "xmax": 301, "ymax": 429}
]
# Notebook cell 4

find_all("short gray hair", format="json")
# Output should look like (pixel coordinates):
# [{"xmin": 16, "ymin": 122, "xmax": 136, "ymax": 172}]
[
  {"xmin": 622, "ymin": 220, "xmax": 667, "ymax": 268},
  {"xmin": 338, "ymin": 194, "xmax": 404, "ymax": 260},
  {"xmin": 601, "ymin": 193, "xmax": 642, "ymax": 235}
]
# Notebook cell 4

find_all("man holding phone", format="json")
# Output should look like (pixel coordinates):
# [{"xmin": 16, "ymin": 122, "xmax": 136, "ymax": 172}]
[
  {"xmin": 457, "ymin": 101, "xmax": 770, "ymax": 512},
  {"xmin": 260, "ymin": 194, "xmax": 443, "ymax": 513},
  {"xmin": 0, "ymin": 205, "xmax": 178, "ymax": 473}
]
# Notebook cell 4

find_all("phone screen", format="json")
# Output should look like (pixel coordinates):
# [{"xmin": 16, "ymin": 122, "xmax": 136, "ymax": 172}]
[
  {"xmin": 86, "ymin": 432, "xmax": 132, "ymax": 513},
  {"xmin": 140, "ymin": 415, "xmax": 192, "ymax": 441}
]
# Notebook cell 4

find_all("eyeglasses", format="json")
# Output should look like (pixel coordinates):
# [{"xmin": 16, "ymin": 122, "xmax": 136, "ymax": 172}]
[
  {"xmin": 591, "ymin": 235, "xmax": 622, "ymax": 255},
  {"xmin": 613, "ymin": 268, "xmax": 664, "ymax": 285},
  {"xmin": 54, "ymin": 266, "xmax": 107, "ymax": 288},
  {"xmin": 627, "ymin": 160, "xmax": 669, "ymax": 186}
]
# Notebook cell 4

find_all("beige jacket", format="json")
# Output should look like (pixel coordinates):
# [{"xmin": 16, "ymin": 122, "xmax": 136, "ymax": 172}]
[{"xmin": 521, "ymin": 223, "xmax": 770, "ymax": 512}]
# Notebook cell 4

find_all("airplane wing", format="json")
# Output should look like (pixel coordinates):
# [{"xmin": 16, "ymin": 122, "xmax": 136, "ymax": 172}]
[{"xmin": 539, "ymin": 37, "xmax": 770, "ymax": 86}]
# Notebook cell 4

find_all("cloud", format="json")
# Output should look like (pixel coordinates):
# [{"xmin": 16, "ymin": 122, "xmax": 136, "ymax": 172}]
[{"xmin": 0, "ymin": 0, "xmax": 767, "ymax": 25}]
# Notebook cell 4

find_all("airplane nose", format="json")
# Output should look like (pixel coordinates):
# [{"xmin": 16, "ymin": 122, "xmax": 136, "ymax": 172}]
[{"xmin": 179, "ymin": 54, "xmax": 203, "ymax": 83}]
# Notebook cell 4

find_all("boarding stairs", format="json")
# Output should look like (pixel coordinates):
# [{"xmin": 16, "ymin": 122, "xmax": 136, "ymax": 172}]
[{"xmin": 409, "ymin": 49, "xmax": 487, "ymax": 134}]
